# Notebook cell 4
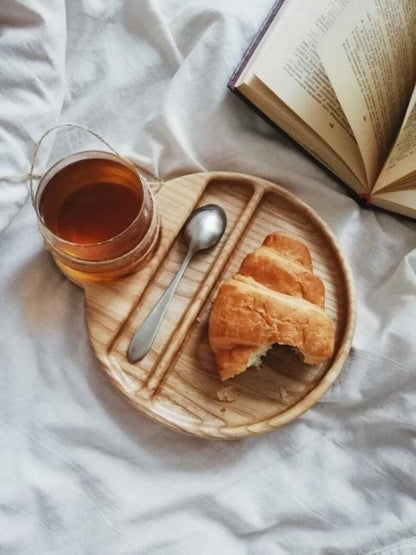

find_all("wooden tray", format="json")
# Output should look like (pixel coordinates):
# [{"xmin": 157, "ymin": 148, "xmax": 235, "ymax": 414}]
[{"xmin": 83, "ymin": 172, "xmax": 355, "ymax": 439}]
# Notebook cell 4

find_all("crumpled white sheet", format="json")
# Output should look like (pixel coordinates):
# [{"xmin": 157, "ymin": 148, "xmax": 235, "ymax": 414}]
[{"xmin": 1, "ymin": 1, "xmax": 416, "ymax": 553}]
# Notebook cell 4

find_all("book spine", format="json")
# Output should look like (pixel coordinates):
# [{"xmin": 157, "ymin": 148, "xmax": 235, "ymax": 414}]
[{"xmin": 228, "ymin": 0, "xmax": 286, "ymax": 90}]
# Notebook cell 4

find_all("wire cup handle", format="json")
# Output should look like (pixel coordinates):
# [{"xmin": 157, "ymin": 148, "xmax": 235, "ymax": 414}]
[
  {"xmin": 29, "ymin": 122, "xmax": 124, "ymax": 207},
  {"xmin": 29, "ymin": 122, "xmax": 163, "ymax": 206}
]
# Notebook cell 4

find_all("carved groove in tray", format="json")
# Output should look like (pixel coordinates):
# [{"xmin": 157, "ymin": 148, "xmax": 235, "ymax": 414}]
[{"xmin": 106, "ymin": 176, "xmax": 261, "ymax": 390}]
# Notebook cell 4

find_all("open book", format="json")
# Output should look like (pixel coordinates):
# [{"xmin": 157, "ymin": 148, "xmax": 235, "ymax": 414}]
[{"xmin": 229, "ymin": 0, "xmax": 416, "ymax": 219}]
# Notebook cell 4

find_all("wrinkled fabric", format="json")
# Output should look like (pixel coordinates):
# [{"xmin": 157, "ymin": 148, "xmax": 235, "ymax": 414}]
[{"xmin": 1, "ymin": 1, "xmax": 416, "ymax": 554}]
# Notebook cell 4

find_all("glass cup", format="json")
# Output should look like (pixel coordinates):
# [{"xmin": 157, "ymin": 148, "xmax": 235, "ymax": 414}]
[{"xmin": 33, "ymin": 150, "xmax": 160, "ymax": 283}]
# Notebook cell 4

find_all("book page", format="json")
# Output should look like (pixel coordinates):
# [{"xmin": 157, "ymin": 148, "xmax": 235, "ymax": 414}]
[
  {"xmin": 319, "ymin": 0, "xmax": 416, "ymax": 187},
  {"xmin": 253, "ymin": 0, "xmax": 368, "ymax": 190},
  {"xmin": 371, "ymin": 189, "xmax": 416, "ymax": 219},
  {"xmin": 238, "ymin": 76, "xmax": 365, "ymax": 192},
  {"xmin": 372, "ymin": 86, "xmax": 416, "ymax": 193}
]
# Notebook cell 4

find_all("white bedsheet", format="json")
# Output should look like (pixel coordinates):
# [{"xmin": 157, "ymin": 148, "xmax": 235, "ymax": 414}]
[{"xmin": 1, "ymin": 1, "xmax": 416, "ymax": 553}]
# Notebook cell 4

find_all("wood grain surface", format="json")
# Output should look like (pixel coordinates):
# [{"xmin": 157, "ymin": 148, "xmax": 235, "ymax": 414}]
[{"xmin": 83, "ymin": 172, "xmax": 356, "ymax": 439}]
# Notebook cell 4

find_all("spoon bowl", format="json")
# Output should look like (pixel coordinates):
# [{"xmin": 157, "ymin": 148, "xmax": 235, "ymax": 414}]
[
  {"xmin": 128, "ymin": 204, "xmax": 227, "ymax": 362},
  {"xmin": 182, "ymin": 204, "xmax": 227, "ymax": 252}
]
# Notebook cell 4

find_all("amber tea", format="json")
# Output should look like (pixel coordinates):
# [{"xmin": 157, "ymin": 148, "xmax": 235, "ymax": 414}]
[{"xmin": 34, "ymin": 151, "xmax": 160, "ymax": 282}]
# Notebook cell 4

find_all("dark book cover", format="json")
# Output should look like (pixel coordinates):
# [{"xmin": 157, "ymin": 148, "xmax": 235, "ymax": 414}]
[{"xmin": 228, "ymin": 0, "xmax": 286, "ymax": 91}]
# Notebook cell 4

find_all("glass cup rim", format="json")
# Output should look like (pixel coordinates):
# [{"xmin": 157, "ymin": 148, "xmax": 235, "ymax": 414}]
[{"xmin": 34, "ymin": 149, "xmax": 150, "ymax": 250}]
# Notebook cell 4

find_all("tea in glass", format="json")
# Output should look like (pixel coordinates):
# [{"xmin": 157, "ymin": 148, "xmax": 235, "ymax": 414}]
[{"xmin": 34, "ymin": 151, "xmax": 160, "ymax": 282}]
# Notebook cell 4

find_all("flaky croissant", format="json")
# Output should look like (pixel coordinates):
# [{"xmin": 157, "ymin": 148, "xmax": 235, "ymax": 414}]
[{"xmin": 209, "ymin": 231, "xmax": 335, "ymax": 380}]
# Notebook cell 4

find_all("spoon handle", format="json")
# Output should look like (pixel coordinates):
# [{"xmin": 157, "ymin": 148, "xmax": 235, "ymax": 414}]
[{"xmin": 128, "ymin": 249, "xmax": 195, "ymax": 363}]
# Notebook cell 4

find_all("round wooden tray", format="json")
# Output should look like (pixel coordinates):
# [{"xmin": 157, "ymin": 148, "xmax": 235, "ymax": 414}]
[{"xmin": 83, "ymin": 172, "xmax": 356, "ymax": 439}]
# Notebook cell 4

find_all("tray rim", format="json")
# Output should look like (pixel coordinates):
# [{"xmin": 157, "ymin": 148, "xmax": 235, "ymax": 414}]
[{"xmin": 85, "ymin": 170, "xmax": 356, "ymax": 439}]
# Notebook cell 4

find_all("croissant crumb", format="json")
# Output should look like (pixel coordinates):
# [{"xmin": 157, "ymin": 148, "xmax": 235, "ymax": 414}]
[{"xmin": 216, "ymin": 385, "xmax": 237, "ymax": 403}]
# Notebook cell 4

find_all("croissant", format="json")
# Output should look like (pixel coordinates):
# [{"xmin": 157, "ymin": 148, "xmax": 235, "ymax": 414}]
[{"xmin": 209, "ymin": 231, "xmax": 335, "ymax": 380}]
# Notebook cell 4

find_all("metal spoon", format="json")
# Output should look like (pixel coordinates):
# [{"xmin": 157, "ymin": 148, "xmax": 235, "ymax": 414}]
[{"xmin": 127, "ymin": 204, "xmax": 227, "ymax": 363}]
